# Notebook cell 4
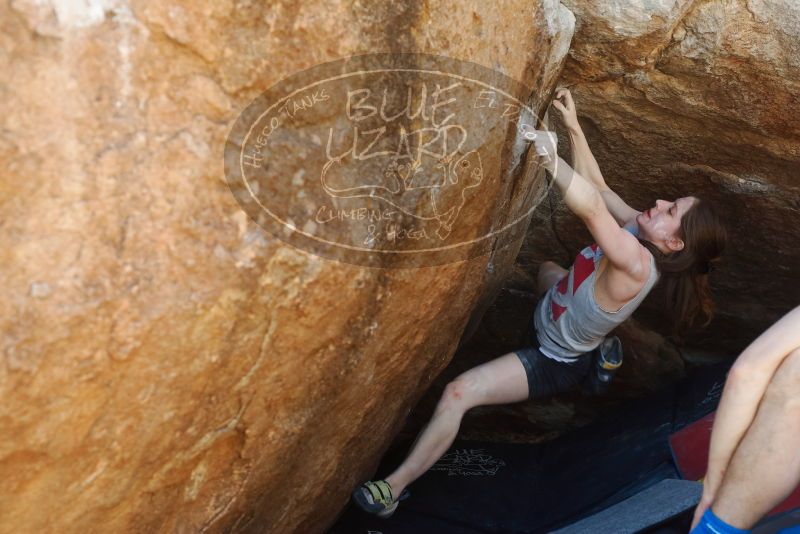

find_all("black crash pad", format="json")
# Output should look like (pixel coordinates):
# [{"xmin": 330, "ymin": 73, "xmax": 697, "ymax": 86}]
[{"xmin": 330, "ymin": 361, "xmax": 731, "ymax": 534}]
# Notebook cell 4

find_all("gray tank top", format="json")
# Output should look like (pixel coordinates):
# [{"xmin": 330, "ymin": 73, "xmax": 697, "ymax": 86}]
[{"xmin": 533, "ymin": 235, "xmax": 659, "ymax": 362}]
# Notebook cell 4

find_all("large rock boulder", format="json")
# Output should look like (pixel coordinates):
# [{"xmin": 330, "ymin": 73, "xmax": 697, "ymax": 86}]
[
  {"xmin": 0, "ymin": 1, "xmax": 573, "ymax": 532},
  {"xmin": 512, "ymin": 0, "xmax": 800, "ymax": 352}
]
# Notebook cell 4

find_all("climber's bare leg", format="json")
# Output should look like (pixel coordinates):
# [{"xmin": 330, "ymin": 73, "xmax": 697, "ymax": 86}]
[
  {"xmin": 537, "ymin": 261, "xmax": 568, "ymax": 297},
  {"xmin": 384, "ymin": 352, "xmax": 529, "ymax": 498},
  {"xmin": 711, "ymin": 348, "xmax": 800, "ymax": 529}
]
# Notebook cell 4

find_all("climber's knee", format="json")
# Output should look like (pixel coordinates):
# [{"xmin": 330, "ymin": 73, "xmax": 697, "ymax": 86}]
[
  {"xmin": 537, "ymin": 261, "xmax": 567, "ymax": 296},
  {"xmin": 437, "ymin": 372, "xmax": 484, "ymax": 415}
]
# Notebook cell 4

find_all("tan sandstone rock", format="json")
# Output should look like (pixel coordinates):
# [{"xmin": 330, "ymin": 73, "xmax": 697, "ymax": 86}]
[{"xmin": 0, "ymin": 1, "xmax": 573, "ymax": 532}]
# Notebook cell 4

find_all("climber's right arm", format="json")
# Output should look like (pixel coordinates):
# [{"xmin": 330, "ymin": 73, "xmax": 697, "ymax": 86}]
[
  {"xmin": 553, "ymin": 88, "xmax": 640, "ymax": 227},
  {"xmin": 542, "ymin": 153, "xmax": 645, "ymax": 276}
]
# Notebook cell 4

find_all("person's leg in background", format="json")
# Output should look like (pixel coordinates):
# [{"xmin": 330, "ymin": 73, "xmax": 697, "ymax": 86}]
[{"xmin": 692, "ymin": 348, "xmax": 800, "ymax": 532}]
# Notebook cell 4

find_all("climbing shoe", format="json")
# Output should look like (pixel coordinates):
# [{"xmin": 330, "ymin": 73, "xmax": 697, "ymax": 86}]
[
  {"xmin": 351, "ymin": 479, "xmax": 410, "ymax": 518},
  {"xmin": 582, "ymin": 336, "xmax": 623, "ymax": 396}
]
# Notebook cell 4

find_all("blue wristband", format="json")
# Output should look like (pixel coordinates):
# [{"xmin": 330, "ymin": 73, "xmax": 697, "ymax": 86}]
[{"xmin": 690, "ymin": 507, "xmax": 751, "ymax": 534}]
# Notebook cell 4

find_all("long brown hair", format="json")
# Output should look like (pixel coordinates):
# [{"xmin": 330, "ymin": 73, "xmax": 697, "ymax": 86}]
[{"xmin": 639, "ymin": 198, "xmax": 727, "ymax": 335}]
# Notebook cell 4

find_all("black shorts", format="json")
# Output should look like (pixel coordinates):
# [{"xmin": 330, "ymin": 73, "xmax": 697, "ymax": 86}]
[
  {"xmin": 515, "ymin": 346, "xmax": 591, "ymax": 399},
  {"xmin": 516, "ymin": 316, "xmax": 591, "ymax": 399}
]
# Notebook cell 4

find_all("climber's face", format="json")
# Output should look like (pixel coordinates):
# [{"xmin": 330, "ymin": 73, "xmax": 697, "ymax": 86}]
[{"xmin": 636, "ymin": 197, "xmax": 697, "ymax": 253}]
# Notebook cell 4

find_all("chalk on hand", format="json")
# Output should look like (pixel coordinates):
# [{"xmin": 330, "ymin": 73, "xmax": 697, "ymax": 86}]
[{"xmin": 519, "ymin": 123, "xmax": 538, "ymax": 141}]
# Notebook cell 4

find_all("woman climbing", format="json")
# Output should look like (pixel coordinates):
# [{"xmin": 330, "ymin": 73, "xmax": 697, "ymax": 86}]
[{"xmin": 351, "ymin": 88, "xmax": 728, "ymax": 518}]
